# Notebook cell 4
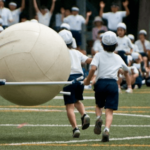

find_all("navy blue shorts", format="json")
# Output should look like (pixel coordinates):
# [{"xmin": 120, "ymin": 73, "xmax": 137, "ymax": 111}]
[
  {"xmin": 71, "ymin": 30, "xmax": 82, "ymax": 46},
  {"xmin": 117, "ymin": 51, "xmax": 128, "ymax": 65},
  {"xmin": 63, "ymin": 74, "xmax": 84, "ymax": 105},
  {"xmin": 94, "ymin": 79, "xmax": 119, "ymax": 110},
  {"xmin": 139, "ymin": 52, "xmax": 148, "ymax": 57}
]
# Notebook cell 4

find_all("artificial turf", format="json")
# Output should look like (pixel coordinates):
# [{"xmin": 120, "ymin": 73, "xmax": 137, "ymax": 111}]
[{"xmin": 0, "ymin": 86, "xmax": 150, "ymax": 150}]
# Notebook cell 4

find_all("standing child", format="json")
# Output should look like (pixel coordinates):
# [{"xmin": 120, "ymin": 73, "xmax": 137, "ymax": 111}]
[
  {"xmin": 59, "ymin": 30, "xmax": 92, "ymax": 138},
  {"xmin": 33, "ymin": 0, "xmax": 56, "ymax": 26},
  {"xmin": 8, "ymin": 0, "xmax": 25, "ymax": 26},
  {"xmin": 84, "ymin": 31, "xmax": 131, "ymax": 142}
]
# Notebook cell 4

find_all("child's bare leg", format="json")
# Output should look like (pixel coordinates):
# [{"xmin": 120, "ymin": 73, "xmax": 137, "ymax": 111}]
[
  {"xmin": 105, "ymin": 109, "xmax": 113, "ymax": 130},
  {"xmin": 74, "ymin": 101, "xmax": 85, "ymax": 116},
  {"xmin": 66, "ymin": 104, "xmax": 77, "ymax": 129},
  {"xmin": 95, "ymin": 105, "xmax": 103, "ymax": 117}
]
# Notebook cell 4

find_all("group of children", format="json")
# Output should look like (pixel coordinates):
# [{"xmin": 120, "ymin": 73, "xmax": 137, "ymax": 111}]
[{"xmin": 58, "ymin": 22, "xmax": 135, "ymax": 142}]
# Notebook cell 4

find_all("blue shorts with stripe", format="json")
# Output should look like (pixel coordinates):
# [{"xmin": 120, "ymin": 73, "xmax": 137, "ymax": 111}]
[{"xmin": 63, "ymin": 74, "xmax": 84, "ymax": 105}]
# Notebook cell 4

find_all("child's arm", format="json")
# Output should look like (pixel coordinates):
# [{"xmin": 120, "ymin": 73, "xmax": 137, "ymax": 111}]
[
  {"xmin": 50, "ymin": 0, "xmax": 56, "ymax": 14},
  {"xmin": 85, "ymin": 12, "xmax": 92, "ymax": 25},
  {"xmin": 99, "ymin": 1, "xmax": 105, "ymax": 17},
  {"xmin": 85, "ymin": 58, "xmax": 92, "ymax": 64},
  {"xmin": 122, "ymin": 0, "xmax": 130, "ymax": 16},
  {"xmin": 20, "ymin": 0, "xmax": 25, "ymax": 11},
  {"xmin": 33, "ymin": 0, "xmax": 40, "ymax": 13},
  {"xmin": 84, "ymin": 66, "xmax": 97, "ymax": 85}
]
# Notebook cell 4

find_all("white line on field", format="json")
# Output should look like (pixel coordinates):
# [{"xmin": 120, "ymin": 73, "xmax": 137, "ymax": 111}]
[
  {"xmin": 2, "ymin": 136, "xmax": 150, "ymax": 146},
  {"xmin": 0, "ymin": 108, "xmax": 150, "ymax": 118},
  {"xmin": 54, "ymin": 96, "xmax": 94, "ymax": 100},
  {"xmin": 0, "ymin": 124, "xmax": 150, "ymax": 127}
]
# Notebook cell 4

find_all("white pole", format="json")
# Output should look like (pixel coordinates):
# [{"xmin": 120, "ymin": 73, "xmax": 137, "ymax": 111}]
[
  {"xmin": 4, "ymin": 81, "xmax": 73, "ymax": 86},
  {"xmin": 60, "ymin": 91, "xmax": 71, "ymax": 96}
]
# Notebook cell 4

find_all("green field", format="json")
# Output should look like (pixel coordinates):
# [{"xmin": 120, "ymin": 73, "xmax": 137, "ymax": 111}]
[{"xmin": 0, "ymin": 86, "xmax": 150, "ymax": 150}]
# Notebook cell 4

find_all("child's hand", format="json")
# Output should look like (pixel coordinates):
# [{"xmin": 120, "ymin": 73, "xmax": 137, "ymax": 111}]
[
  {"xmin": 87, "ymin": 11, "xmax": 92, "ymax": 17},
  {"xmin": 84, "ymin": 79, "xmax": 90, "ymax": 85},
  {"xmin": 100, "ymin": 1, "xmax": 105, "ymax": 8},
  {"xmin": 123, "ymin": 0, "xmax": 129, "ymax": 7}
]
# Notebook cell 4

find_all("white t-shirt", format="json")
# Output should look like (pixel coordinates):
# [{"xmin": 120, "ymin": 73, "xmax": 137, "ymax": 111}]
[
  {"xmin": 0, "ymin": 7, "xmax": 13, "ymax": 26},
  {"xmin": 72, "ymin": 38, "xmax": 77, "ymax": 49},
  {"xmin": 55, "ymin": 13, "xmax": 62, "ymax": 27},
  {"xmin": 93, "ymin": 40, "xmax": 104, "ymax": 52},
  {"xmin": 102, "ymin": 11, "xmax": 126, "ymax": 31},
  {"xmin": 37, "ymin": 11, "xmax": 52, "ymax": 26},
  {"xmin": 135, "ymin": 40, "xmax": 150, "ymax": 53},
  {"xmin": 9, "ymin": 8, "xmax": 21, "ymax": 26},
  {"xmin": 132, "ymin": 44, "xmax": 139, "ymax": 52},
  {"xmin": 63, "ymin": 14, "xmax": 85, "ymax": 31},
  {"xmin": 91, "ymin": 51, "xmax": 129, "ymax": 81},
  {"xmin": 115, "ymin": 36, "xmax": 133, "ymax": 52},
  {"xmin": 69, "ymin": 49, "xmax": 88, "ymax": 75}
]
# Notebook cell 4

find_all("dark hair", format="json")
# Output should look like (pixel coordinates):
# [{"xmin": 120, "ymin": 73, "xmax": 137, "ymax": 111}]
[
  {"xmin": 102, "ymin": 43, "xmax": 117, "ymax": 52},
  {"xmin": 98, "ymin": 30, "xmax": 105, "ymax": 35},
  {"xmin": 67, "ymin": 43, "xmax": 72, "ymax": 49},
  {"xmin": 111, "ymin": 3, "xmax": 119, "ymax": 7},
  {"xmin": 40, "ymin": 5, "xmax": 46, "ymax": 10}
]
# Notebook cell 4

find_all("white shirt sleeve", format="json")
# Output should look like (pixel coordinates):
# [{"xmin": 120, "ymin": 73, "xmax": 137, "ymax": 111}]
[
  {"xmin": 102, "ymin": 12, "xmax": 110, "ymax": 19},
  {"xmin": 80, "ymin": 16, "xmax": 86, "ymax": 24},
  {"xmin": 119, "ymin": 11, "xmax": 126, "ymax": 18},
  {"xmin": 134, "ymin": 45, "xmax": 139, "ymax": 52},
  {"xmin": 77, "ymin": 51, "xmax": 88, "ymax": 63},
  {"xmin": 91, "ymin": 53, "xmax": 99, "ymax": 68},
  {"xmin": 72, "ymin": 38, "xmax": 77, "ymax": 49},
  {"xmin": 146, "ymin": 41, "xmax": 150, "ymax": 50},
  {"xmin": 63, "ymin": 16, "xmax": 69, "ymax": 23},
  {"xmin": 16, "ymin": 8, "xmax": 21, "ymax": 15},
  {"xmin": 128, "ymin": 38, "xmax": 134, "ymax": 49}
]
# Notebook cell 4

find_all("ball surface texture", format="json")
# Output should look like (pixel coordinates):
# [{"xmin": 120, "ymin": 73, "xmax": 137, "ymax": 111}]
[{"xmin": 0, "ymin": 22, "xmax": 71, "ymax": 106}]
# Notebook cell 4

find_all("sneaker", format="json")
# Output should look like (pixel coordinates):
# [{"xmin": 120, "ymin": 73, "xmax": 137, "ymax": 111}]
[
  {"xmin": 126, "ymin": 88, "xmax": 133, "ymax": 93},
  {"xmin": 94, "ymin": 117, "xmax": 103, "ymax": 135},
  {"xmin": 102, "ymin": 130, "xmax": 109, "ymax": 142},
  {"xmin": 73, "ymin": 128, "xmax": 80, "ymax": 138},
  {"xmin": 81, "ymin": 114, "xmax": 90, "ymax": 130}
]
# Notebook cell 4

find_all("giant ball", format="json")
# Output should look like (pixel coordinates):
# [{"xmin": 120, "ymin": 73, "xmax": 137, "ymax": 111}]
[{"xmin": 0, "ymin": 22, "xmax": 71, "ymax": 106}]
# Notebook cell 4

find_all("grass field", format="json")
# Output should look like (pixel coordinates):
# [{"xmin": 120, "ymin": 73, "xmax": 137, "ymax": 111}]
[{"xmin": 0, "ymin": 86, "xmax": 150, "ymax": 150}]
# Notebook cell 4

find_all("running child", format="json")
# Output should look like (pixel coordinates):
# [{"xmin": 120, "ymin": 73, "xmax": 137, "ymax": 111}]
[
  {"xmin": 59, "ymin": 30, "xmax": 92, "ymax": 138},
  {"xmin": 84, "ymin": 31, "xmax": 131, "ymax": 142}
]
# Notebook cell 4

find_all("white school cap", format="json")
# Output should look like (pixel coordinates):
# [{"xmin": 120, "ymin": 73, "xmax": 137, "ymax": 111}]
[
  {"xmin": 102, "ymin": 31, "xmax": 117, "ymax": 46},
  {"xmin": 71, "ymin": 7, "xmax": 79, "ymax": 12},
  {"xmin": 0, "ymin": 26, "xmax": 4, "ymax": 32},
  {"xmin": 128, "ymin": 34, "xmax": 135, "ymax": 40},
  {"xmin": 9, "ymin": 2, "xmax": 17, "ymax": 7},
  {"xmin": 0, "ymin": 18, "xmax": 3, "ymax": 25},
  {"xmin": 139, "ymin": 30, "xmax": 147, "ymax": 35},
  {"xmin": 59, "ymin": 30, "xmax": 73, "ymax": 45},
  {"xmin": 60, "ymin": 23, "xmax": 70, "ymax": 30},
  {"xmin": 94, "ymin": 16, "xmax": 103, "ymax": 23},
  {"xmin": 117, "ymin": 23, "xmax": 127, "ymax": 30}
]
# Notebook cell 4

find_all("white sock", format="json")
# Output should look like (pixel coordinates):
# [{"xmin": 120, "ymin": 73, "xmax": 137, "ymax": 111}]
[
  {"xmin": 104, "ymin": 127, "xmax": 109, "ymax": 132},
  {"xmin": 96, "ymin": 116, "xmax": 101, "ymax": 120}
]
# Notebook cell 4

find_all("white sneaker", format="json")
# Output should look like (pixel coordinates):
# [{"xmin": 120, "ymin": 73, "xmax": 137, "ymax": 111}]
[{"xmin": 126, "ymin": 88, "xmax": 133, "ymax": 93}]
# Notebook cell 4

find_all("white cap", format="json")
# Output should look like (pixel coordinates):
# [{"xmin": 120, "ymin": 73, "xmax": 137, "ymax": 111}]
[
  {"xmin": 0, "ymin": 18, "xmax": 3, "ymax": 25},
  {"xmin": 72, "ymin": 7, "xmax": 79, "ymax": 12},
  {"xmin": 139, "ymin": 30, "xmax": 147, "ymax": 35},
  {"xmin": 59, "ymin": 30, "xmax": 73, "ymax": 45},
  {"xmin": 30, "ymin": 19, "xmax": 38, "ymax": 23},
  {"xmin": 102, "ymin": 31, "xmax": 117, "ymax": 46},
  {"xmin": 9, "ymin": 2, "xmax": 17, "ymax": 7},
  {"xmin": 94, "ymin": 16, "xmax": 103, "ymax": 23},
  {"xmin": 128, "ymin": 34, "xmax": 135, "ymax": 40},
  {"xmin": 0, "ymin": 26, "xmax": 4, "ymax": 32},
  {"xmin": 117, "ymin": 23, "xmax": 127, "ymax": 30},
  {"xmin": 60, "ymin": 23, "xmax": 70, "ymax": 30}
]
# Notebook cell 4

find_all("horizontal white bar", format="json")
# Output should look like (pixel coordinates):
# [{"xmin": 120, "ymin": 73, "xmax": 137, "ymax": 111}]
[
  {"xmin": 4, "ymin": 81, "xmax": 73, "ymax": 86},
  {"xmin": 60, "ymin": 91, "xmax": 71, "ymax": 96}
]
